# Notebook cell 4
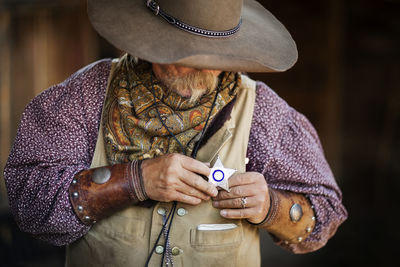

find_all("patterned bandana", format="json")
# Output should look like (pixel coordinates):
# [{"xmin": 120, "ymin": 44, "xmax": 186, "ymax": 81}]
[{"xmin": 103, "ymin": 59, "xmax": 240, "ymax": 165}]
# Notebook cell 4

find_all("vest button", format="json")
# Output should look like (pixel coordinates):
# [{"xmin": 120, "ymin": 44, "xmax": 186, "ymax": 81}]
[
  {"xmin": 177, "ymin": 208, "xmax": 187, "ymax": 216},
  {"xmin": 171, "ymin": 246, "xmax": 181, "ymax": 256},
  {"xmin": 157, "ymin": 207, "xmax": 167, "ymax": 216},
  {"xmin": 155, "ymin": 245, "xmax": 164, "ymax": 254}
]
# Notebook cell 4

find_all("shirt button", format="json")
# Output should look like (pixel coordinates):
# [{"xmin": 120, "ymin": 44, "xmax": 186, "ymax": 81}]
[
  {"xmin": 171, "ymin": 246, "xmax": 181, "ymax": 256},
  {"xmin": 155, "ymin": 245, "xmax": 164, "ymax": 254},
  {"xmin": 177, "ymin": 208, "xmax": 187, "ymax": 216},
  {"xmin": 245, "ymin": 157, "xmax": 249, "ymax": 164},
  {"xmin": 157, "ymin": 207, "xmax": 167, "ymax": 216}
]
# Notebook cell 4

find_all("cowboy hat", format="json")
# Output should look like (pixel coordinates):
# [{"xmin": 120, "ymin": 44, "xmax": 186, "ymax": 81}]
[{"xmin": 88, "ymin": 0, "xmax": 297, "ymax": 72}]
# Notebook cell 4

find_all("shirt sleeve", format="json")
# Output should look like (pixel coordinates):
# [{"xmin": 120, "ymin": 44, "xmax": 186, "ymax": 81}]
[
  {"xmin": 3, "ymin": 59, "xmax": 111, "ymax": 246},
  {"xmin": 246, "ymin": 81, "xmax": 348, "ymax": 253}
]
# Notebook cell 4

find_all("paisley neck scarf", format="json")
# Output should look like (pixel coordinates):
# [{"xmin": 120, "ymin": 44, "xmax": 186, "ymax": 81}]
[{"xmin": 103, "ymin": 59, "xmax": 240, "ymax": 164}]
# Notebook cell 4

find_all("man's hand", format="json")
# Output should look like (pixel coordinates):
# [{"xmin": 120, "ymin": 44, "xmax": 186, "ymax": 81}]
[
  {"xmin": 141, "ymin": 153, "xmax": 218, "ymax": 205},
  {"xmin": 212, "ymin": 172, "xmax": 270, "ymax": 224}
]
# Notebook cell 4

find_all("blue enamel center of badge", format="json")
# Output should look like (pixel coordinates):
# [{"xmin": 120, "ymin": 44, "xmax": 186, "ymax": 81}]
[{"xmin": 212, "ymin": 170, "xmax": 225, "ymax": 182}]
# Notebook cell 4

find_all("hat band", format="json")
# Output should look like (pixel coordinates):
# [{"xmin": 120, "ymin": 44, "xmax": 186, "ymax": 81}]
[{"xmin": 146, "ymin": 0, "xmax": 241, "ymax": 38}]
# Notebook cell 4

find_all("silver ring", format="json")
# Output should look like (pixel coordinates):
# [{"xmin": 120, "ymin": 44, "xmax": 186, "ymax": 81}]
[{"xmin": 241, "ymin": 197, "xmax": 247, "ymax": 209}]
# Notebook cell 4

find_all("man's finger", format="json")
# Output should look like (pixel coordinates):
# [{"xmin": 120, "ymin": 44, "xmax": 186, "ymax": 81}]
[
  {"xmin": 214, "ymin": 184, "xmax": 257, "ymax": 200},
  {"xmin": 219, "ymin": 208, "xmax": 256, "ymax": 219},
  {"xmin": 176, "ymin": 182, "xmax": 211, "ymax": 201},
  {"xmin": 212, "ymin": 196, "xmax": 257, "ymax": 209},
  {"xmin": 180, "ymin": 169, "xmax": 218, "ymax": 197},
  {"xmin": 174, "ymin": 192, "xmax": 202, "ymax": 205},
  {"xmin": 228, "ymin": 173, "xmax": 260, "ymax": 187},
  {"xmin": 180, "ymin": 155, "xmax": 211, "ymax": 177}
]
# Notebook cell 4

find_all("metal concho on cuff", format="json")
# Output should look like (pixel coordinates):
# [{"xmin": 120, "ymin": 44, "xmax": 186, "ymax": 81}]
[
  {"xmin": 92, "ymin": 167, "xmax": 111, "ymax": 184},
  {"xmin": 289, "ymin": 203, "xmax": 303, "ymax": 222}
]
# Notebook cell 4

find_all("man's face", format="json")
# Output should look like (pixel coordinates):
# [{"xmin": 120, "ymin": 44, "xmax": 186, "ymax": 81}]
[{"xmin": 152, "ymin": 63, "xmax": 222, "ymax": 103}]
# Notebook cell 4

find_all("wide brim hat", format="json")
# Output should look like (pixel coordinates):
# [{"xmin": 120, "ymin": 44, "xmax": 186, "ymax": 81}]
[{"xmin": 88, "ymin": 0, "xmax": 298, "ymax": 72}]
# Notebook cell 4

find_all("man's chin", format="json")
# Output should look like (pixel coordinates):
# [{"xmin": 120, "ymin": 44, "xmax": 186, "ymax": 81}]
[
  {"xmin": 171, "ymin": 87, "xmax": 207, "ymax": 103},
  {"xmin": 177, "ymin": 90, "xmax": 193, "ymax": 99}
]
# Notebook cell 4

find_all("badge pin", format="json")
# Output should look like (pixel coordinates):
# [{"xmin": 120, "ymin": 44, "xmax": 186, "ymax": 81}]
[{"xmin": 208, "ymin": 156, "xmax": 236, "ymax": 192}]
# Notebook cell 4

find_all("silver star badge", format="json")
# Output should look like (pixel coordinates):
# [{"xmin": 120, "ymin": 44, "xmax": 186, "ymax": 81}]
[{"xmin": 208, "ymin": 156, "xmax": 236, "ymax": 192}]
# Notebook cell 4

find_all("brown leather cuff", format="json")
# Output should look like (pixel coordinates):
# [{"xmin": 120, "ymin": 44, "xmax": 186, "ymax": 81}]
[
  {"xmin": 251, "ymin": 189, "xmax": 316, "ymax": 244},
  {"xmin": 69, "ymin": 161, "xmax": 148, "ymax": 225}
]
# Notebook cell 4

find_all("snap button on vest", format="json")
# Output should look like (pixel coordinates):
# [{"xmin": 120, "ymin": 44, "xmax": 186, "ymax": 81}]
[
  {"xmin": 155, "ymin": 245, "xmax": 164, "ymax": 254},
  {"xmin": 177, "ymin": 208, "xmax": 187, "ymax": 216},
  {"xmin": 171, "ymin": 247, "xmax": 181, "ymax": 256},
  {"xmin": 157, "ymin": 207, "xmax": 167, "ymax": 216}
]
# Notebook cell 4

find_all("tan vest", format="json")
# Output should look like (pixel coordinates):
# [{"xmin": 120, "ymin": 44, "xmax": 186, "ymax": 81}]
[{"xmin": 66, "ymin": 62, "xmax": 259, "ymax": 267}]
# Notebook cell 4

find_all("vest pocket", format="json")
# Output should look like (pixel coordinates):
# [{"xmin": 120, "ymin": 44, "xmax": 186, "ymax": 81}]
[
  {"xmin": 189, "ymin": 224, "xmax": 243, "ymax": 266},
  {"xmin": 190, "ymin": 224, "xmax": 243, "ymax": 248}
]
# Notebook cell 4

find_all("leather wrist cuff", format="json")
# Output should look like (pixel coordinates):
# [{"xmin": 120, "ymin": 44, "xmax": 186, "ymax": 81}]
[
  {"xmin": 69, "ymin": 161, "xmax": 148, "ymax": 225},
  {"xmin": 250, "ymin": 188, "xmax": 316, "ymax": 244}
]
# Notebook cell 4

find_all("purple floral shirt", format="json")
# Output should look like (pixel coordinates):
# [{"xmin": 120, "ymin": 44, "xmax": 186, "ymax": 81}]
[{"xmin": 4, "ymin": 59, "xmax": 347, "ymax": 253}]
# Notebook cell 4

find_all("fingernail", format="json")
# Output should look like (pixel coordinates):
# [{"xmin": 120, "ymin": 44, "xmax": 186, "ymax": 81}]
[
  {"xmin": 213, "ymin": 189, "xmax": 218, "ymax": 196},
  {"xmin": 220, "ymin": 210, "xmax": 227, "ymax": 217},
  {"xmin": 212, "ymin": 201, "xmax": 218, "ymax": 207}
]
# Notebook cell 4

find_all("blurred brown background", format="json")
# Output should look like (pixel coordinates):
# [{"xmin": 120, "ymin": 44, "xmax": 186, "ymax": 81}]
[{"xmin": 0, "ymin": 0, "xmax": 399, "ymax": 266}]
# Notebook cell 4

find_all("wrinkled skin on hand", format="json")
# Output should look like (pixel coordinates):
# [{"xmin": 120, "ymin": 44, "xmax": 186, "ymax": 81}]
[
  {"xmin": 212, "ymin": 172, "xmax": 270, "ymax": 224},
  {"xmin": 141, "ymin": 153, "xmax": 218, "ymax": 205}
]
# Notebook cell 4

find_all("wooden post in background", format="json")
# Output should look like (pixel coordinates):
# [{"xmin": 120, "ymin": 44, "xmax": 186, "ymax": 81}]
[
  {"xmin": 322, "ymin": 0, "xmax": 344, "ymax": 178},
  {"xmin": 0, "ymin": 11, "xmax": 11, "ymax": 210}
]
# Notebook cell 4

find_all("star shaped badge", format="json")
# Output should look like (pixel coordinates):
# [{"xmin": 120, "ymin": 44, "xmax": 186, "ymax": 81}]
[{"xmin": 208, "ymin": 156, "xmax": 236, "ymax": 192}]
